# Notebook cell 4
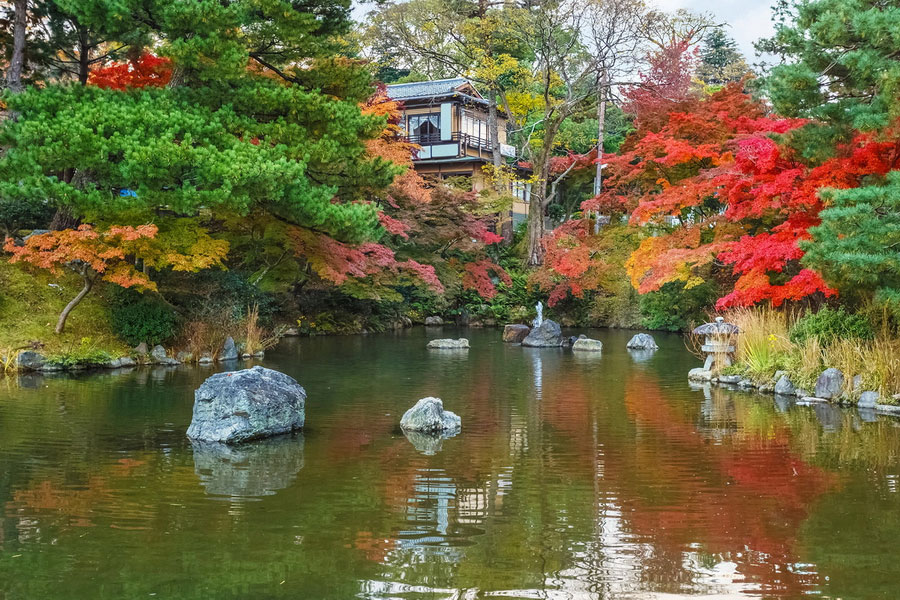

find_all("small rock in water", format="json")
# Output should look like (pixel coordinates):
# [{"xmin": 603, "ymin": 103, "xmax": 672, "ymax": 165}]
[
  {"xmin": 400, "ymin": 397, "xmax": 461, "ymax": 433},
  {"xmin": 219, "ymin": 337, "xmax": 239, "ymax": 361},
  {"xmin": 427, "ymin": 338, "xmax": 469, "ymax": 349},
  {"xmin": 424, "ymin": 316, "xmax": 443, "ymax": 326},
  {"xmin": 814, "ymin": 368, "xmax": 844, "ymax": 400},
  {"xmin": 521, "ymin": 320, "xmax": 565, "ymax": 348},
  {"xmin": 626, "ymin": 333, "xmax": 659, "ymax": 351},
  {"xmin": 16, "ymin": 351, "xmax": 46, "ymax": 371},
  {"xmin": 502, "ymin": 324, "xmax": 530, "ymax": 343},
  {"xmin": 718, "ymin": 375, "xmax": 742, "ymax": 384},
  {"xmin": 151, "ymin": 345, "xmax": 168, "ymax": 362},
  {"xmin": 118, "ymin": 356, "xmax": 137, "ymax": 368},
  {"xmin": 688, "ymin": 368, "xmax": 713, "ymax": 382},
  {"xmin": 186, "ymin": 366, "xmax": 306, "ymax": 444},
  {"xmin": 858, "ymin": 391, "xmax": 879, "ymax": 409},
  {"xmin": 572, "ymin": 338, "xmax": 603, "ymax": 352},
  {"xmin": 774, "ymin": 375, "xmax": 796, "ymax": 396}
]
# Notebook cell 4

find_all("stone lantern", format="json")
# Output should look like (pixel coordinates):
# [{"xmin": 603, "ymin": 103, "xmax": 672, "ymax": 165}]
[{"xmin": 692, "ymin": 317, "xmax": 740, "ymax": 372}]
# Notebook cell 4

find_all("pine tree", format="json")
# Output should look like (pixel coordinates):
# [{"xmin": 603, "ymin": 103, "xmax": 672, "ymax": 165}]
[{"xmin": 696, "ymin": 27, "xmax": 749, "ymax": 86}]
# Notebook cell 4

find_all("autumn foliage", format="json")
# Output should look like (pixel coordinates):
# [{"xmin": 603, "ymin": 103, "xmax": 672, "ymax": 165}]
[
  {"xmin": 4, "ymin": 224, "xmax": 227, "ymax": 333},
  {"xmin": 88, "ymin": 53, "xmax": 173, "ymax": 90}
]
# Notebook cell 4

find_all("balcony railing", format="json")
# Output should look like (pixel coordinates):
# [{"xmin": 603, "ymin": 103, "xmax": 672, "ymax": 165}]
[{"xmin": 404, "ymin": 132, "xmax": 495, "ymax": 152}]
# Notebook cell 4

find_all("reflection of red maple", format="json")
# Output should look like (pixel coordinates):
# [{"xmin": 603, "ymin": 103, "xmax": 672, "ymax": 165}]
[{"xmin": 618, "ymin": 371, "xmax": 833, "ymax": 595}]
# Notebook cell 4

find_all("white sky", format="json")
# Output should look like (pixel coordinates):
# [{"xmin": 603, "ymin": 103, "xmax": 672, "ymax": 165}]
[
  {"xmin": 651, "ymin": 0, "xmax": 775, "ymax": 61},
  {"xmin": 352, "ymin": 0, "xmax": 776, "ymax": 63}
]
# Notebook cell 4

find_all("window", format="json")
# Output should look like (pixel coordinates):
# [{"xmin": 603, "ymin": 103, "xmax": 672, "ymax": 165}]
[
  {"xmin": 407, "ymin": 113, "xmax": 441, "ymax": 144},
  {"xmin": 461, "ymin": 110, "xmax": 488, "ymax": 147}
]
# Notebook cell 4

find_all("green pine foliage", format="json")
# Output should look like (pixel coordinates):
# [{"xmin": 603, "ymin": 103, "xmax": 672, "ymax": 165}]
[{"xmin": 789, "ymin": 306, "xmax": 875, "ymax": 345}]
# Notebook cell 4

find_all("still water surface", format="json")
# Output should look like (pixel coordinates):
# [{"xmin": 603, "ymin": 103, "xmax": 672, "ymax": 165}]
[{"xmin": 2, "ymin": 328, "xmax": 900, "ymax": 599}]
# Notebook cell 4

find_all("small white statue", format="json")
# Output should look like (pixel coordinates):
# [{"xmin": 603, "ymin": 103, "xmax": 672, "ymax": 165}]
[{"xmin": 533, "ymin": 301, "xmax": 543, "ymax": 328}]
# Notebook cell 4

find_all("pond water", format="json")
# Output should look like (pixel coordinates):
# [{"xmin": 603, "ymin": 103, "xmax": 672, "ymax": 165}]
[{"xmin": 2, "ymin": 328, "xmax": 900, "ymax": 599}]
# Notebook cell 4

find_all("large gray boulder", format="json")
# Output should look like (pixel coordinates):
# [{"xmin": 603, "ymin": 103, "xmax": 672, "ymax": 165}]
[
  {"xmin": 572, "ymin": 338, "xmax": 603, "ymax": 352},
  {"xmin": 626, "ymin": 333, "xmax": 658, "ymax": 350},
  {"xmin": 16, "ymin": 351, "xmax": 46, "ymax": 371},
  {"xmin": 400, "ymin": 397, "xmax": 461, "ymax": 433},
  {"xmin": 814, "ymin": 368, "xmax": 844, "ymax": 400},
  {"xmin": 521, "ymin": 319, "xmax": 564, "ymax": 348},
  {"xmin": 186, "ymin": 366, "xmax": 306, "ymax": 444},
  {"xmin": 427, "ymin": 338, "xmax": 469, "ymax": 349},
  {"xmin": 774, "ymin": 375, "xmax": 796, "ymax": 396},
  {"xmin": 219, "ymin": 337, "xmax": 239, "ymax": 361},
  {"xmin": 502, "ymin": 324, "xmax": 531, "ymax": 343}
]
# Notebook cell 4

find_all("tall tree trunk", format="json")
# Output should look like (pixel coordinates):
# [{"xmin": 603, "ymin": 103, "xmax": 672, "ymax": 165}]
[
  {"xmin": 56, "ymin": 268, "xmax": 95, "ymax": 334},
  {"xmin": 77, "ymin": 28, "xmax": 90, "ymax": 84},
  {"xmin": 593, "ymin": 70, "xmax": 608, "ymax": 235},
  {"xmin": 6, "ymin": 0, "xmax": 27, "ymax": 93},
  {"xmin": 526, "ymin": 120, "xmax": 562, "ymax": 266}
]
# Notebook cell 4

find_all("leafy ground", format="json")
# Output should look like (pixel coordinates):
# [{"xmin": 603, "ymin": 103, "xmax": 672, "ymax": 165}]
[{"xmin": 0, "ymin": 261, "xmax": 129, "ymax": 360}]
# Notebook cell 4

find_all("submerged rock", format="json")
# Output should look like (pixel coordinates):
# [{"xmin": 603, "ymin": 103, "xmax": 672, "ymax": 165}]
[
  {"xmin": 424, "ymin": 316, "xmax": 443, "ymax": 326},
  {"xmin": 186, "ymin": 366, "xmax": 306, "ymax": 444},
  {"xmin": 626, "ymin": 333, "xmax": 659, "ymax": 350},
  {"xmin": 400, "ymin": 397, "xmax": 461, "ymax": 433},
  {"xmin": 814, "ymin": 368, "xmax": 844, "ymax": 400},
  {"xmin": 717, "ymin": 375, "xmax": 743, "ymax": 384},
  {"xmin": 502, "ymin": 324, "xmax": 531, "ymax": 343},
  {"xmin": 572, "ymin": 338, "xmax": 603, "ymax": 352},
  {"xmin": 774, "ymin": 375, "xmax": 796, "ymax": 396},
  {"xmin": 427, "ymin": 338, "xmax": 469, "ymax": 349},
  {"xmin": 16, "ymin": 351, "xmax": 46, "ymax": 371},
  {"xmin": 521, "ymin": 319, "xmax": 564, "ymax": 348}
]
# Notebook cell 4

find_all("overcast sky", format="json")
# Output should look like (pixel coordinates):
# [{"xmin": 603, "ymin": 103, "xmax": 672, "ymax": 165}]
[
  {"xmin": 652, "ymin": 0, "xmax": 775, "ymax": 61},
  {"xmin": 353, "ymin": 0, "xmax": 776, "ymax": 63}
]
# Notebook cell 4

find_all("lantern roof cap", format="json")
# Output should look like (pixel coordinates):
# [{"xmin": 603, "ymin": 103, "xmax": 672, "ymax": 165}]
[{"xmin": 692, "ymin": 316, "xmax": 740, "ymax": 335}]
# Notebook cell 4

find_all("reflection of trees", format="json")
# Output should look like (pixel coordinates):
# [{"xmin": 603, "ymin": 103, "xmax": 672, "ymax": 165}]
[{"xmin": 3, "ymin": 329, "xmax": 900, "ymax": 599}]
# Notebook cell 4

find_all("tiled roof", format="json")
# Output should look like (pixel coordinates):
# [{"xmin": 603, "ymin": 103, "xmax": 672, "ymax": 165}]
[{"xmin": 385, "ymin": 78, "xmax": 474, "ymax": 100}]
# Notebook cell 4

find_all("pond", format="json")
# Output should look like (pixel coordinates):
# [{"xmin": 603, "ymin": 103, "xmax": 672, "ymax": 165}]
[{"xmin": 1, "ymin": 327, "xmax": 900, "ymax": 599}]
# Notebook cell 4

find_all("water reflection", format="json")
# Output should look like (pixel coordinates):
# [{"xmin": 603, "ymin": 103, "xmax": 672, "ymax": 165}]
[
  {"xmin": 2, "ymin": 329, "xmax": 900, "ymax": 599},
  {"xmin": 402, "ymin": 429, "xmax": 459, "ymax": 455},
  {"xmin": 191, "ymin": 435, "xmax": 305, "ymax": 499}
]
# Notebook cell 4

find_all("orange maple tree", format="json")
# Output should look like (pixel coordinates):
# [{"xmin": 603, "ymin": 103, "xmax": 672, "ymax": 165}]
[{"xmin": 4, "ymin": 225, "xmax": 227, "ymax": 333}]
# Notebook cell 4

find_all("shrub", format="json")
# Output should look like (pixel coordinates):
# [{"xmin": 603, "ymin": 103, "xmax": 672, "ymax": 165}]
[
  {"xmin": 111, "ymin": 292, "xmax": 178, "ymax": 346},
  {"xmin": 640, "ymin": 281, "xmax": 718, "ymax": 332},
  {"xmin": 789, "ymin": 306, "xmax": 874, "ymax": 346},
  {"xmin": 46, "ymin": 337, "xmax": 113, "ymax": 367}
]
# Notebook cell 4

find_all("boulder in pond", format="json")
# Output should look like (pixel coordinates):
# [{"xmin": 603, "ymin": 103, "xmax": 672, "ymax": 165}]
[
  {"xmin": 427, "ymin": 338, "xmax": 469, "ymax": 349},
  {"xmin": 186, "ymin": 366, "xmax": 306, "ymax": 444},
  {"xmin": 814, "ymin": 368, "xmax": 844, "ymax": 400},
  {"xmin": 502, "ymin": 324, "xmax": 530, "ymax": 343},
  {"xmin": 424, "ymin": 316, "xmax": 443, "ymax": 326},
  {"xmin": 16, "ymin": 351, "xmax": 46, "ymax": 371},
  {"xmin": 626, "ymin": 333, "xmax": 659, "ymax": 351},
  {"xmin": 774, "ymin": 375, "xmax": 796, "ymax": 396},
  {"xmin": 572, "ymin": 338, "xmax": 603, "ymax": 352},
  {"xmin": 219, "ymin": 336, "xmax": 239, "ymax": 361},
  {"xmin": 521, "ymin": 320, "xmax": 564, "ymax": 348},
  {"xmin": 400, "ymin": 397, "xmax": 461, "ymax": 433}
]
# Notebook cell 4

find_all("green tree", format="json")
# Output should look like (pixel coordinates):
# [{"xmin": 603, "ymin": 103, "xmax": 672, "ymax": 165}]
[{"xmin": 696, "ymin": 27, "xmax": 749, "ymax": 86}]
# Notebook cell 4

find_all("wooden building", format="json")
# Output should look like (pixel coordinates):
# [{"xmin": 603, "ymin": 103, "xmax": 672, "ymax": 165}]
[{"xmin": 386, "ymin": 78, "xmax": 530, "ymax": 228}]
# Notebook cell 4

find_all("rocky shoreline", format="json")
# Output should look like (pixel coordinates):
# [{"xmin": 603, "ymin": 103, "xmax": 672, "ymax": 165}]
[{"xmin": 689, "ymin": 367, "xmax": 900, "ymax": 416}]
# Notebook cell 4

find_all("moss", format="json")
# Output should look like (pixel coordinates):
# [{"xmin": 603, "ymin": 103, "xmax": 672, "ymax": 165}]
[{"xmin": 0, "ymin": 261, "xmax": 129, "ymax": 358}]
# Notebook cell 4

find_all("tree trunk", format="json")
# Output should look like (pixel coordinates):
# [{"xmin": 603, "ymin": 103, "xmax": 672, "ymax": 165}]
[
  {"xmin": 77, "ymin": 28, "xmax": 90, "ymax": 84},
  {"xmin": 486, "ymin": 88, "xmax": 504, "ymax": 189},
  {"xmin": 593, "ymin": 71, "xmax": 608, "ymax": 235},
  {"xmin": 6, "ymin": 0, "xmax": 27, "ymax": 93},
  {"xmin": 56, "ymin": 269, "xmax": 95, "ymax": 334},
  {"xmin": 525, "ymin": 115, "xmax": 563, "ymax": 265}
]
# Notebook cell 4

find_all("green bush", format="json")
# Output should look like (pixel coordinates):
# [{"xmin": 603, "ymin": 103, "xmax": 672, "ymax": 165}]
[
  {"xmin": 640, "ymin": 281, "xmax": 717, "ymax": 332},
  {"xmin": 789, "ymin": 306, "xmax": 874, "ymax": 345},
  {"xmin": 46, "ymin": 337, "xmax": 113, "ymax": 367},
  {"xmin": 111, "ymin": 292, "xmax": 178, "ymax": 346}
]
